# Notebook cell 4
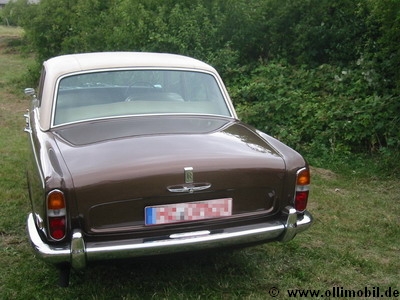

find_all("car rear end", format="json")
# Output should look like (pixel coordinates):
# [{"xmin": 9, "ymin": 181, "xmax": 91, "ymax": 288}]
[
  {"xmin": 25, "ymin": 52, "xmax": 313, "ymax": 287},
  {"xmin": 28, "ymin": 116, "xmax": 312, "ymax": 267}
]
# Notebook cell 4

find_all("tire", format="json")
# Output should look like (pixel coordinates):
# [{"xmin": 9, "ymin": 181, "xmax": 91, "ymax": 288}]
[{"xmin": 58, "ymin": 266, "xmax": 71, "ymax": 287}]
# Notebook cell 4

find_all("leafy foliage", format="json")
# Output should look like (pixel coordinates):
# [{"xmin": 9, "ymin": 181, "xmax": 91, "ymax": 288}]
[
  {"xmin": 232, "ymin": 63, "xmax": 399, "ymax": 167},
  {"xmin": 3, "ymin": 0, "xmax": 399, "ymax": 173}
]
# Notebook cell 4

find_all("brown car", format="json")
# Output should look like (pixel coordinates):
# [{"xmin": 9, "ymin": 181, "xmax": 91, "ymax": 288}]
[{"xmin": 24, "ymin": 52, "xmax": 312, "ymax": 287}]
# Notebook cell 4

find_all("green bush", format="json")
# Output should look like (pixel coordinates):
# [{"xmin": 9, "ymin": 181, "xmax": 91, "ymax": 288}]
[
  {"xmin": 11, "ymin": 0, "xmax": 400, "ymax": 94},
  {"xmin": 6, "ymin": 0, "xmax": 400, "ymax": 173},
  {"xmin": 232, "ymin": 62, "xmax": 400, "ymax": 162}
]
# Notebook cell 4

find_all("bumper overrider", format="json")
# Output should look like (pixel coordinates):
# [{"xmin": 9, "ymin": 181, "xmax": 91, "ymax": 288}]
[{"xmin": 27, "ymin": 206, "xmax": 313, "ymax": 270}]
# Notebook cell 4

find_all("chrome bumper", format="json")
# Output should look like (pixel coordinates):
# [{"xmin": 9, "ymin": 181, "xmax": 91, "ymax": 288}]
[{"xmin": 27, "ymin": 206, "xmax": 313, "ymax": 270}]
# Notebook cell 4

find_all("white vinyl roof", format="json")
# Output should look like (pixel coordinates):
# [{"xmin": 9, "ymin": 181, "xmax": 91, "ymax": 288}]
[
  {"xmin": 43, "ymin": 52, "xmax": 216, "ymax": 79},
  {"xmin": 38, "ymin": 52, "xmax": 234, "ymax": 130}
]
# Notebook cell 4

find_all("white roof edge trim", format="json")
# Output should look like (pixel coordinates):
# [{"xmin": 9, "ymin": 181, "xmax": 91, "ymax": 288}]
[{"xmin": 39, "ymin": 52, "xmax": 237, "ymax": 130}]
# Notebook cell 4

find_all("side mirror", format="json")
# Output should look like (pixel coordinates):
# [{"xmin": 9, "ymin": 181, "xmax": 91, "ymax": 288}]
[{"xmin": 24, "ymin": 88, "xmax": 36, "ymax": 96}]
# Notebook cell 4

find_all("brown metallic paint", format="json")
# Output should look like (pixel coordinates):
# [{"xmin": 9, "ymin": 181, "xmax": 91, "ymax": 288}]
[
  {"xmin": 24, "ymin": 54, "xmax": 312, "ymax": 288},
  {"xmin": 27, "ymin": 112, "xmax": 306, "ymax": 242}
]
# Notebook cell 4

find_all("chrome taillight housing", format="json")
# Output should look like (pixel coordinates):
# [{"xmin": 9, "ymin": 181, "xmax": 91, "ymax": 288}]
[
  {"xmin": 46, "ymin": 189, "xmax": 67, "ymax": 241},
  {"xmin": 294, "ymin": 168, "xmax": 310, "ymax": 212}
]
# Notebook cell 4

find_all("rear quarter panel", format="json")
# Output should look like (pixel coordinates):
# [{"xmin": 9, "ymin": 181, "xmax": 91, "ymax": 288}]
[
  {"xmin": 26, "ymin": 106, "xmax": 74, "ymax": 241},
  {"xmin": 256, "ymin": 130, "xmax": 308, "ymax": 209}
]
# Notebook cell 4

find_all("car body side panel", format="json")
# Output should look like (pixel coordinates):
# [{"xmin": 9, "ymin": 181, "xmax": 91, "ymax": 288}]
[
  {"xmin": 26, "ymin": 107, "xmax": 46, "ymax": 236},
  {"xmin": 256, "ymin": 130, "xmax": 308, "ymax": 206},
  {"xmin": 26, "ymin": 104, "xmax": 75, "ymax": 241}
]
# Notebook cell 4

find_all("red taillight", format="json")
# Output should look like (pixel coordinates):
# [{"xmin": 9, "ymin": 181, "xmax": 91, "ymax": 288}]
[
  {"xmin": 47, "ymin": 190, "xmax": 66, "ymax": 240},
  {"xmin": 295, "ymin": 168, "xmax": 310, "ymax": 212},
  {"xmin": 49, "ymin": 217, "xmax": 66, "ymax": 240}
]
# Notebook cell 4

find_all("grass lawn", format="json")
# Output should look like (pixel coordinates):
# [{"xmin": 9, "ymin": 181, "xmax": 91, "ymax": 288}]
[{"xmin": 0, "ymin": 26, "xmax": 399, "ymax": 299}]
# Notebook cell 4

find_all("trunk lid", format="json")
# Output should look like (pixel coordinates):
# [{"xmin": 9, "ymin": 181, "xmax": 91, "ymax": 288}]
[{"xmin": 54, "ymin": 116, "xmax": 286, "ymax": 234}]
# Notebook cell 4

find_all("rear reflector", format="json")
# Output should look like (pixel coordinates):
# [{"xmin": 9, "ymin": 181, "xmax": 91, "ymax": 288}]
[
  {"xmin": 49, "ymin": 217, "xmax": 66, "ymax": 240},
  {"xmin": 295, "ymin": 190, "xmax": 309, "ymax": 211},
  {"xmin": 295, "ymin": 168, "xmax": 310, "ymax": 212}
]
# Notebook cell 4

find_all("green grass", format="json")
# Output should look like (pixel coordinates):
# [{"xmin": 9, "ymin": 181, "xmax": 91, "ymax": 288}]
[{"xmin": 0, "ymin": 26, "xmax": 399, "ymax": 299}]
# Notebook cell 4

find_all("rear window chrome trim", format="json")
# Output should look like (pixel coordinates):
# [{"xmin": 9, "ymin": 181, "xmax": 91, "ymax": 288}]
[
  {"xmin": 50, "ymin": 67, "xmax": 236, "ymax": 128},
  {"xmin": 50, "ymin": 113, "xmax": 236, "ymax": 130}
]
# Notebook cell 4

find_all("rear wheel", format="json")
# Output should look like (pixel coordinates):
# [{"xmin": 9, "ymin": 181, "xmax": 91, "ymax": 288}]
[{"xmin": 57, "ymin": 266, "xmax": 70, "ymax": 287}]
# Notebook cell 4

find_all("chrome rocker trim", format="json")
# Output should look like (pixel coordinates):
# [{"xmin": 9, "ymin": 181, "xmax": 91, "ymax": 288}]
[{"xmin": 27, "ymin": 206, "xmax": 313, "ymax": 270}]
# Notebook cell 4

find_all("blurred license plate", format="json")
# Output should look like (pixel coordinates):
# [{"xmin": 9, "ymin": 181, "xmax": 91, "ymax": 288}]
[{"xmin": 145, "ymin": 198, "xmax": 232, "ymax": 226}]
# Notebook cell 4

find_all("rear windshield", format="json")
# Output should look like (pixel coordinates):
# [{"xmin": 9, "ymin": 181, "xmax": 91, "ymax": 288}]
[{"xmin": 53, "ymin": 69, "xmax": 232, "ymax": 126}]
